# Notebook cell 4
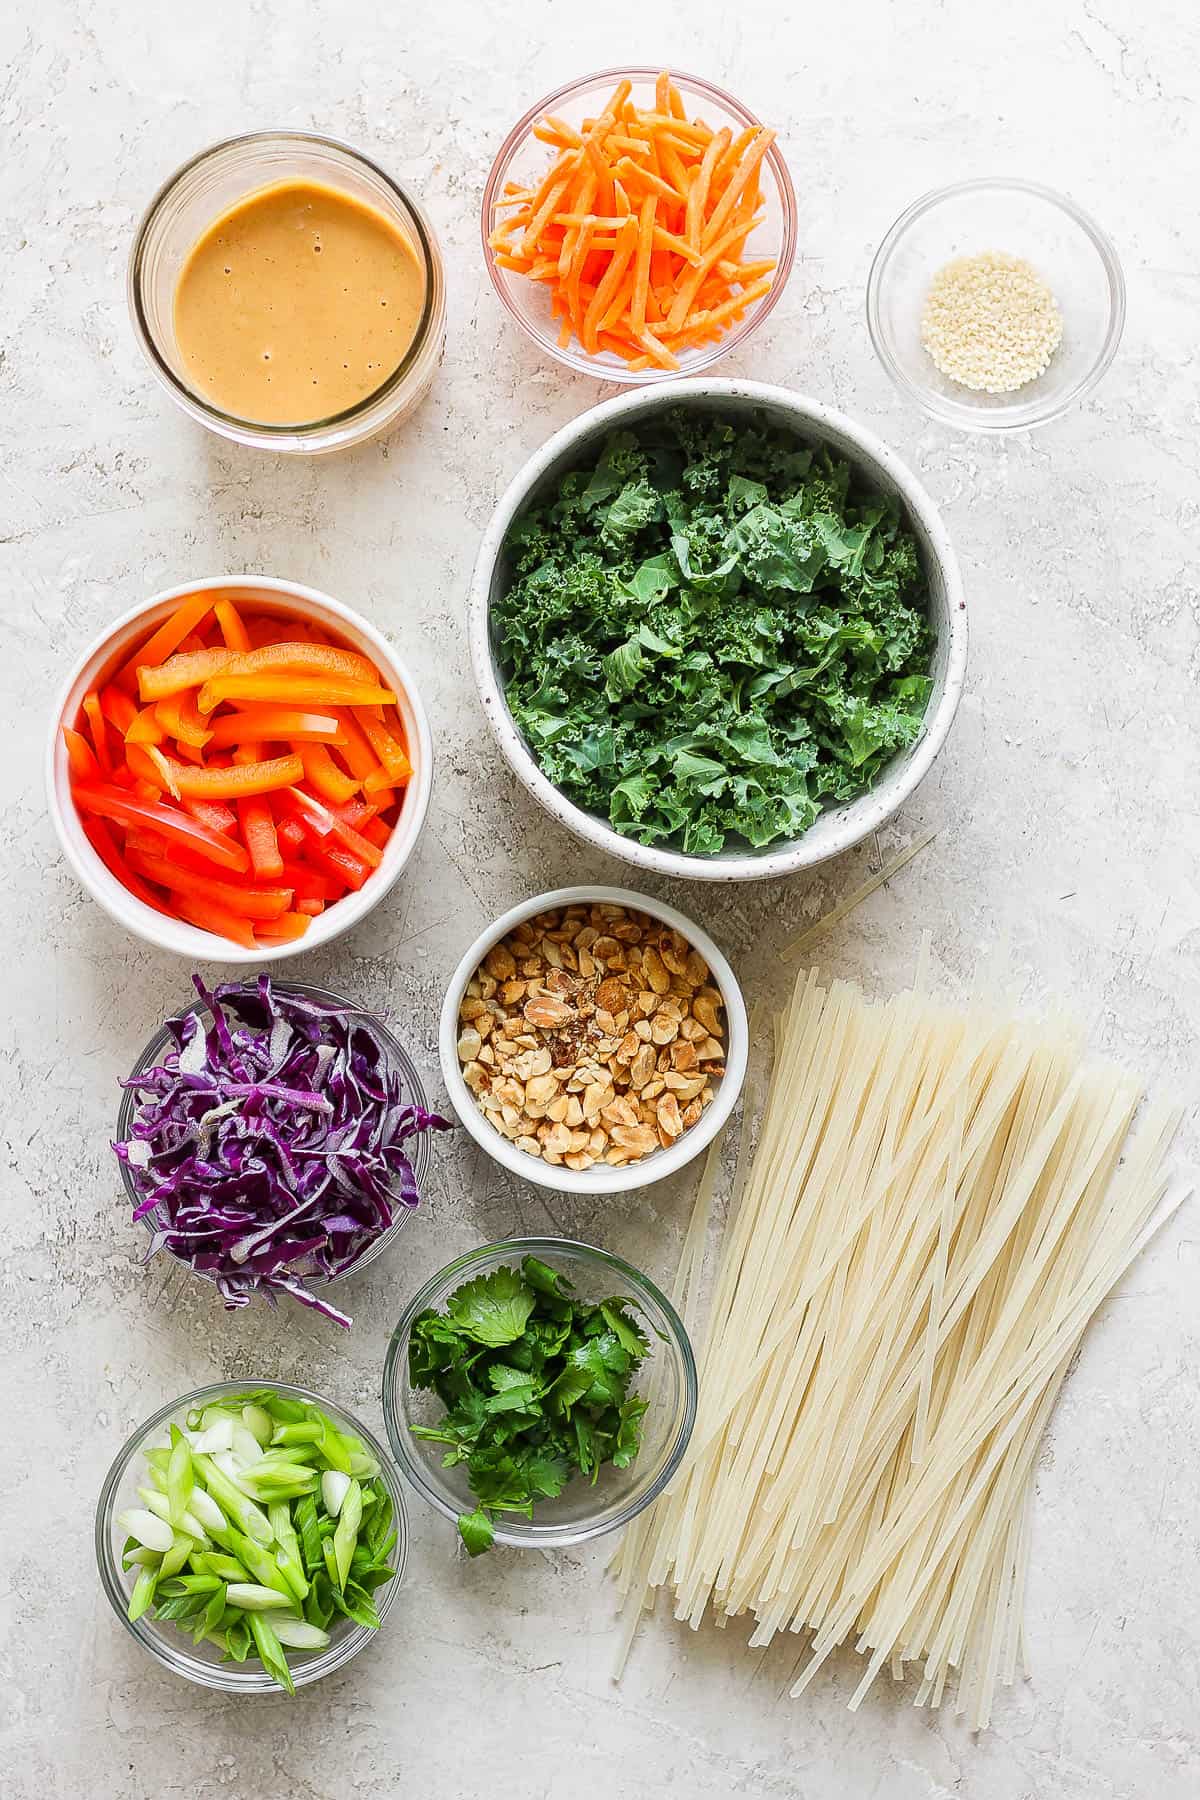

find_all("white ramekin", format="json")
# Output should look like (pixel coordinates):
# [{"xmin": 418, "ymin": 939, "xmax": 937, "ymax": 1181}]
[
  {"xmin": 468, "ymin": 378, "xmax": 968, "ymax": 882},
  {"xmin": 47, "ymin": 576, "xmax": 433, "ymax": 963},
  {"xmin": 438, "ymin": 886, "xmax": 748, "ymax": 1195}
]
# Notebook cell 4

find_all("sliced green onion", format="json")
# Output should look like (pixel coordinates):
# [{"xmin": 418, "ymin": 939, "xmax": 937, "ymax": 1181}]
[
  {"xmin": 226, "ymin": 1583, "xmax": 297, "ymax": 1612},
  {"xmin": 248, "ymin": 1612, "xmax": 295, "ymax": 1696},
  {"xmin": 117, "ymin": 1508, "xmax": 175, "ymax": 1554},
  {"xmin": 333, "ymin": 1481, "xmax": 362, "ymax": 1592},
  {"xmin": 166, "ymin": 1425, "xmax": 193, "ymax": 1528},
  {"xmin": 128, "ymin": 1565, "xmax": 158, "ymax": 1621},
  {"xmin": 193, "ymin": 1453, "xmax": 274, "ymax": 1546},
  {"xmin": 272, "ymin": 1617, "xmax": 331, "ymax": 1651},
  {"xmin": 321, "ymin": 1470, "xmax": 351, "ymax": 1518},
  {"xmin": 241, "ymin": 1404, "xmax": 273, "ymax": 1446}
]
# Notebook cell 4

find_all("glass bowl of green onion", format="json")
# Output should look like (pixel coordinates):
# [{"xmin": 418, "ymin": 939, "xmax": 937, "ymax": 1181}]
[
  {"xmin": 382, "ymin": 1237, "xmax": 697, "ymax": 1555},
  {"xmin": 95, "ymin": 1380, "xmax": 408, "ymax": 1693}
]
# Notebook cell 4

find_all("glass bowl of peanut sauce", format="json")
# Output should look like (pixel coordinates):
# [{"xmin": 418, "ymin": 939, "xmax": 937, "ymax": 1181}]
[{"xmin": 129, "ymin": 131, "xmax": 446, "ymax": 455}]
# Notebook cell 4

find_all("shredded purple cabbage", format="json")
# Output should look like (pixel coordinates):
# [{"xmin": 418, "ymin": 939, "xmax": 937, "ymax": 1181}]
[{"xmin": 115, "ymin": 976, "xmax": 452, "ymax": 1328}]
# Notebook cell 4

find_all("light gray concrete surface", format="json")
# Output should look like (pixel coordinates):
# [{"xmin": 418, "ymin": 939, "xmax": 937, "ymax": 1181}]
[{"xmin": 2, "ymin": 2, "xmax": 1198, "ymax": 1796}]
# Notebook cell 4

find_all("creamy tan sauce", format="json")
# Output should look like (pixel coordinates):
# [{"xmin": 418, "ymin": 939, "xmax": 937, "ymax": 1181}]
[{"xmin": 174, "ymin": 179, "xmax": 425, "ymax": 425}]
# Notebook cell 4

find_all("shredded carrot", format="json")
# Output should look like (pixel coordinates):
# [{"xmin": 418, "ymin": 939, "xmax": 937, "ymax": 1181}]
[{"xmin": 488, "ymin": 70, "xmax": 780, "ymax": 368}]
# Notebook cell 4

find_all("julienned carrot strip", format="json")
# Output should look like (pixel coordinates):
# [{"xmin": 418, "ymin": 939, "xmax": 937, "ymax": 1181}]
[
  {"xmin": 238, "ymin": 796, "xmax": 284, "ymax": 880},
  {"xmin": 137, "ymin": 648, "xmax": 234, "ymax": 703},
  {"xmin": 686, "ymin": 127, "xmax": 731, "ymax": 251},
  {"xmin": 491, "ymin": 71, "xmax": 779, "ymax": 367},
  {"xmin": 82, "ymin": 693, "xmax": 111, "ymax": 774},
  {"xmin": 118, "ymin": 592, "xmax": 213, "ymax": 685},
  {"xmin": 583, "ymin": 216, "xmax": 638, "ymax": 352},
  {"xmin": 701, "ymin": 129, "xmax": 775, "ymax": 248}
]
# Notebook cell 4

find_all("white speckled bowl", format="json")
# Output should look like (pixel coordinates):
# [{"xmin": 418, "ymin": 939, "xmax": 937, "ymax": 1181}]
[
  {"xmin": 468, "ymin": 379, "xmax": 967, "ymax": 882},
  {"xmin": 439, "ymin": 885, "xmax": 748, "ymax": 1194},
  {"xmin": 47, "ymin": 576, "xmax": 433, "ymax": 963}
]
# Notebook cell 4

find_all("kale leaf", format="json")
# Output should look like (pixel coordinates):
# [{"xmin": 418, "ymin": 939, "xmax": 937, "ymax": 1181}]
[{"xmin": 494, "ymin": 408, "xmax": 935, "ymax": 854}]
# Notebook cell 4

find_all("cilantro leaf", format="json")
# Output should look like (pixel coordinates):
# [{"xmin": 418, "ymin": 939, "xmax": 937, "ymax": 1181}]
[
  {"xmin": 446, "ymin": 1266, "xmax": 537, "ymax": 1347},
  {"xmin": 457, "ymin": 1508, "xmax": 495, "ymax": 1557}
]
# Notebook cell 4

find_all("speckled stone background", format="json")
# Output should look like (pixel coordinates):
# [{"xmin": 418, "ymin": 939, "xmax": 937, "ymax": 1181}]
[{"xmin": 3, "ymin": 2, "xmax": 1198, "ymax": 1796}]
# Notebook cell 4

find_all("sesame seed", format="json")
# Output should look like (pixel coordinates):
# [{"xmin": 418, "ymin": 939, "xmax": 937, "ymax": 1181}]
[{"xmin": 920, "ymin": 250, "xmax": 1063, "ymax": 394}]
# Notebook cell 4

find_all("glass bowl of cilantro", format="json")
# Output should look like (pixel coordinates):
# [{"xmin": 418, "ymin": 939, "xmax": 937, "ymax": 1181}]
[
  {"xmin": 381, "ymin": 1238, "xmax": 697, "ymax": 1554},
  {"xmin": 469, "ymin": 380, "xmax": 967, "ymax": 881}
]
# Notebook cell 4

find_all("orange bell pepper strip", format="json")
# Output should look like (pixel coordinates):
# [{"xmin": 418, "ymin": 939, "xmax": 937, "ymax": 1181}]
[
  {"xmin": 117, "ymin": 592, "xmax": 214, "ymax": 688},
  {"xmin": 125, "ymin": 850, "xmax": 295, "ymax": 920},
  {"xmin": 124, "ymin": 706, "xmax": 165, "ymax": 747},
  {"xmin": 124, "ymin": 742, "xmax": 175, "ymax": 795},
  {"xmin": 81, "ymin": 817, "xmax": 174, "ymax": 916},
  {"xmin": 334, "ymin": 709, "xmax": 389, "ymax": 781},
  {"xmin": 61, "ymin": 726, "xmax": 100, "ymax": 782},
  {"xmin": 237, "ymin": 796, "xmax": 285, "ymax": 880},
  {"xmin": 70, "ymin": 785, "xmax": 250, "ymax": 873},
  {"xmin": 254, "ymin": 911, "xmax": 313, "ymax": 945},
  {"xmin": 163, "ymin": 753, "xmax": 304, "ymax": 800},
  {"xmin": 207, "ymin": 707, "xmax": 347, "ymax": 748},
  {"xmin": 81, "ymin": 692, "xmax": 112, "ymax": 774},
  {"xmin": 174, "ymin": 893, "xmax": 259, "ymax": 949},
  {"xmin": 214, "ymin": 597, "xmax": 252, "ymax": 653},
  {"xmin": 299, "ymin": 743, "xmax": 360, "ymax": 806},
  {"xmin": 137, "ymin": 648, "xmax": 235, "ymax": 704},
  {"xmin": 154, "ymin": 690, "xmax": 212, "ymax": 750},
  {"xmin": 351, "ymin": 708, "xmax": 412, "ymax": 784},
  {"xmin": 229, "ymin": 641, "xmax": 382, "ymax": 685},
  {"xmin": 196, "ymin": 673, "xmax": 397, "ymax": 714}
]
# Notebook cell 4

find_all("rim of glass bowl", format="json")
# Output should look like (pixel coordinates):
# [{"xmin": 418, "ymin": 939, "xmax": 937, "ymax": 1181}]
[
  {"xmin": 128, "ymin": 129, "xmax": 443, "ymax": 440},
  {"xmin": 480, "ymin": 67, "xmax": 798, "ymax": 384},
  {"xmin": 382, "ymin": 1236, "xmax": 698, "ymax": 1548},
  {"xmin": 115, "ymin": 981, "xmax": 433, "ymax": 1287},
  {"xmin": 95, "ymin": 1378, "xmax": 409, "ymax": 1693},
  {"xmin": 866, "ymin": 176, "xmax": 1127, "ymax": 432}
]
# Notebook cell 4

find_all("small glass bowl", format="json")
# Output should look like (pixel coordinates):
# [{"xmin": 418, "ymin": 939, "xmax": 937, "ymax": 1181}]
[
  {"xmin": 116, "ymin": 981, "xmax": 434, "ymax": 1296},
  {"xmin": 129, "ymin": 130, "xmax": 446, "ymax": 454},
  {"xmin": 867, "ymin": 178, "xmax": 1125, "ymax": 431},
  {"xmin": 482, "ymin": 67, "xmax": 796, "ymax": 383},
  {"xmin": 95, "ymin": 1379, "xmax": 408, "ymax": 1692},
  {"xmin": 382, "ymin": 1237, "xmax": 697, "ymax": 1549}
]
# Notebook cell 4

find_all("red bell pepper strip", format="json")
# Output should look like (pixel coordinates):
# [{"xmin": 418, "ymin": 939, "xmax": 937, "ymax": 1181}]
[
  {"xmin": 99, "ymin": 684, "xmax": 139, "ymax": 737},
  {"xmin": 238, "ymin": 797, "xmax": 285, "ymax": 880},
  {"xmin": 62, "ymin": 726, "xmax": 100, "ymax": 782},
  {"xmin": 284, "ymin": 787, "xmax": 383, "ymax": 870},
  {"xmin": 81, "ymin": 692, "xmax": 112, "ymax": 774},
  {"xmin": 125, "ymin": 850, "xmax": 294, "ymax": 920},
  {"xmin": 255, "ymin": 911, "xmax": 314, "ymax": 945},
  {"xmin": 70, "ymin": 785, "xmax": 250, "ymax": 873},
  {"xmin": 295, "ymin": 898, "xmax": 325, "ymax": 916},
  {"xmin": 82, "ymin": 817, "xmax": 173, "ymax": 916},
  {"xmin": 276, "ymin": 816, "xmax": 305, "ymax": 854},
  {"xmin": 183, "ymin": 796, "xmax": 238, "ymax": 835},
  {"xmin": 175, "ymin": 893, "xmax": 258, "ymax": 949}
]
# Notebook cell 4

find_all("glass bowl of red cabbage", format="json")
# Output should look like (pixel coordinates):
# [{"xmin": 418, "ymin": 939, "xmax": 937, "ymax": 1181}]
[{"xmin": 114, "ymin": 976, "xmax": 452, "ymax": 1328}]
